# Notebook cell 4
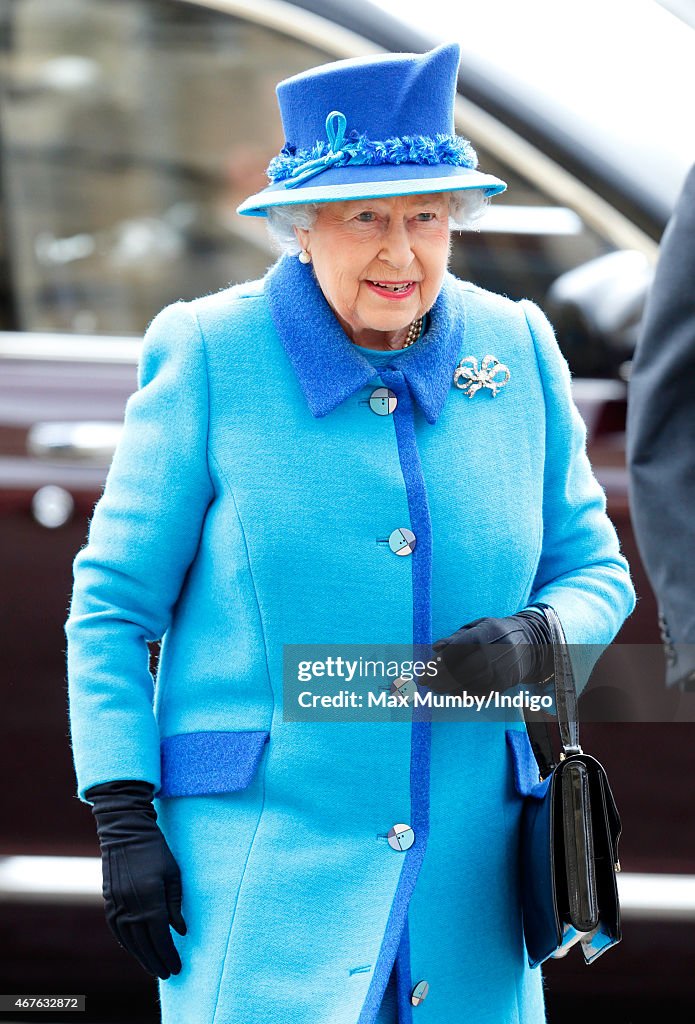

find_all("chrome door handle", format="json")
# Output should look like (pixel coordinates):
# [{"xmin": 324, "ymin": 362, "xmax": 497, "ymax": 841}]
[{"xmin": 26, "ymin": 421, "xmax": 122, "ymax": 463}]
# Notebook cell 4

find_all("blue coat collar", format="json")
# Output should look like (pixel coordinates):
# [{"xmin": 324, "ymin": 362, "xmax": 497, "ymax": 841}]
[{"xmin": 264, "ymin": 254, "xmax": 466, "ymax": 425}]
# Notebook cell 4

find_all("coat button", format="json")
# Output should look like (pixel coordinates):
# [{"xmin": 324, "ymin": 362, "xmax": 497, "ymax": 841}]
[
  {"xmin": 388, "ymin": 527, "xmax": 416, "ymax": 555},
  {"xmin": 390, "ymin": 676, "xmax": 418, "ymax": 702},
  {"xmin": 387, "ymin": 823, "xmax": 415, "ymax": 851},
  {"xmin": 369, "ymin": 387, "xmax": 398, "ymax": 415},
  {"xmin": 411, "ymin": 980, "xmax": 429, "ymax": 1006}
]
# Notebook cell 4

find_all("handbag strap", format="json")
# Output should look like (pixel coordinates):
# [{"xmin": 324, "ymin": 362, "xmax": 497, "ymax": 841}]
[{"xmin": 524, "ymin": 603, "xmax": 582, "ymax": 776}]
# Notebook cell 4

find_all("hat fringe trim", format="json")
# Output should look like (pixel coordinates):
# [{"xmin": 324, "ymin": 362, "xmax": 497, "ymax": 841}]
[{"xmin": 267, "ymin": 128, "xmax": 478, "ymax": 190}]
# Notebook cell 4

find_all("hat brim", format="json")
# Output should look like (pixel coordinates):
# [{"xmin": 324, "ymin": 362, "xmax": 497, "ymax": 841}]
[{"xmin": 236, "ymin": 162, "xmax": 507, "ymax": 217}]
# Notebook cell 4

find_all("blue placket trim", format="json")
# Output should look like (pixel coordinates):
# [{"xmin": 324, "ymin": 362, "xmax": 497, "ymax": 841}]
[{"xmin": 357, "ymin": 367, "xmax": 433, "ymax": 1024}]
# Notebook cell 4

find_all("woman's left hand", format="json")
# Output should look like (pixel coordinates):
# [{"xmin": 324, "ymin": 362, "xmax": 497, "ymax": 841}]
[{"xmin": 429, "ymin": 608, "xmax": 554, "ymax": 696}]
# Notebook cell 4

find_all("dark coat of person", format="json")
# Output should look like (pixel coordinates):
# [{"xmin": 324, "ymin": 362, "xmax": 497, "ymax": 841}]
[{"xmin": 627, "ymin": 162, "xmax": 695, "ymax": 689}]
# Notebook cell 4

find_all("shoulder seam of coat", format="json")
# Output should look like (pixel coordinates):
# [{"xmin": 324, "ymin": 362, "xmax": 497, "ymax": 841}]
[
  {"xmin": 519, "ymin": 299, "xmax": 550, "ymax": 457},
  {"xmin": 178, "ymin": 300, "xmax": 215, "ymax": 499}
]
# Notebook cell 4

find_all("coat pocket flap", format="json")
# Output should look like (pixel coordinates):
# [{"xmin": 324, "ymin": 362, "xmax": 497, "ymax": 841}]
[
  {"xmin": 158, "ymin": 729, "xmax": 269, "ymax": 798},
  {"xmin": 505, "ymin": 728, "xmax": 542, "ymax": 798}
]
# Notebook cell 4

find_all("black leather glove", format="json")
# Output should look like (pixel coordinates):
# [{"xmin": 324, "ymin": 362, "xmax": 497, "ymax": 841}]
[
  {"xmin": 430, "ymin": 606, "xmax": 554, "ymax": 696},
  {"xmin": 85, "ymin": 779, "xmax": 186, "ymax": 979}
]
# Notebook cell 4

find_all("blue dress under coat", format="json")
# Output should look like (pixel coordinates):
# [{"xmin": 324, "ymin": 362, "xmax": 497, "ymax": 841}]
[{"xmin": 65, "ymin": 254, "xmax": 636, "ymax": 1024}]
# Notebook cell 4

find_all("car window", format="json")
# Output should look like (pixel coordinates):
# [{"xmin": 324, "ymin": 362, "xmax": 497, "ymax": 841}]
[
  {"xmin": 448, "ymin": 157, "xmax": 615, "ymax": 308},
  {"xmin": 0, "ymin": 0, "xmax": 334, "ymax": 334},
  {"xmin": 0, "ymin": 0, "xmax": 617, "ymax": 337}
]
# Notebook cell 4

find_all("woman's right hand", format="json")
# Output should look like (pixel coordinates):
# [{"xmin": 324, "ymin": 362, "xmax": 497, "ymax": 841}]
[{"xmin": 85, "ymin": 779, "xmax": 187, "ymax": 980}]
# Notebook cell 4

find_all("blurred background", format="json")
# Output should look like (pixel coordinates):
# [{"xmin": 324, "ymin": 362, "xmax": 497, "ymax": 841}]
[{"xmin": 1, "ymin": 0, "xmax": 694, "ymax": 1020}]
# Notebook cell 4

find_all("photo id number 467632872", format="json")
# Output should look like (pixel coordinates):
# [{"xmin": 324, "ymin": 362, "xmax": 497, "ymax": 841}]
[{"xmin": 0, "ymin": 995, "xmax": 85, "ymax": 1011}]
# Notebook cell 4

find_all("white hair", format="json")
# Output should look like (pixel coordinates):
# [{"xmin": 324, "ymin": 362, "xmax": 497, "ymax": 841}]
[{"xmin": 264, "ymin": 190, "xmax": 490, "ymax": 256}]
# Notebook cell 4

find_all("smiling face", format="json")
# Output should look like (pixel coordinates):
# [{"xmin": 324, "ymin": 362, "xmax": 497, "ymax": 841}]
[{"xmin": 294, "ymin": 193, "xmax": 452, "ymax": 349}]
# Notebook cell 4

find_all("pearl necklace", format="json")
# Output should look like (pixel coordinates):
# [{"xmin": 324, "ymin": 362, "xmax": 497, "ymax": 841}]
[
  {"xmin": 351, "ymin": 315, "xmax": 424, "ymax": 351},
  {"xmin": 402, "ymin": 316, "xmax": 424, "ymax": 348}
]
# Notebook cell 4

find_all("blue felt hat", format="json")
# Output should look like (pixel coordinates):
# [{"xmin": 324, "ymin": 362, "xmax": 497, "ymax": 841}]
[{"xmin": 236, "ymin": 43, "xmax": 507, "ymax": 217}]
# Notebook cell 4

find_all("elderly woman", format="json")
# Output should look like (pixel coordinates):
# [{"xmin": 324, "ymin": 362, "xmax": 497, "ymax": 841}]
[{"xmin": 65, "ymin": 43, "xmax": 635, "ymax": 1024}]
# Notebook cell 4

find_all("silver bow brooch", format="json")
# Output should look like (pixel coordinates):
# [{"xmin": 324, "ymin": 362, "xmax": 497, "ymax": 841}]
[{"xmin": 453, "ymin": 355, "xmax": 511, "ymax": 398}]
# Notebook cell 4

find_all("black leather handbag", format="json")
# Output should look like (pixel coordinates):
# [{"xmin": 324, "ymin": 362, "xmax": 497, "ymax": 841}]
[{"xmin": 520, "ymin": 603, "xmax": 623, "ymax": 968}]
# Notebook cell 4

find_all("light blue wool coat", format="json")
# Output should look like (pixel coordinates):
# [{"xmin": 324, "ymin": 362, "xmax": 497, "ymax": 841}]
[{"xmin": 65, "ymin": 254, "xmax": 636, "ymax": 1024}]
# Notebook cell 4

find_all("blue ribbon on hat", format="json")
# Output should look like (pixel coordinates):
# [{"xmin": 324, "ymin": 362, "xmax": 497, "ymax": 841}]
[
  {"xmin": 268, "ymin": 110, "xmax": 479, "ymax": 189},
  {"xmin": 280, "ymin": 111, "xmax": 358, "ymax": 189}
]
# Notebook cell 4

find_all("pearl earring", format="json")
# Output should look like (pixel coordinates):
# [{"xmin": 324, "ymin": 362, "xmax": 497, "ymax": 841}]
[{"xmin": 298, "ymin": 249, "xmax": 312, "ymax": 264}]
